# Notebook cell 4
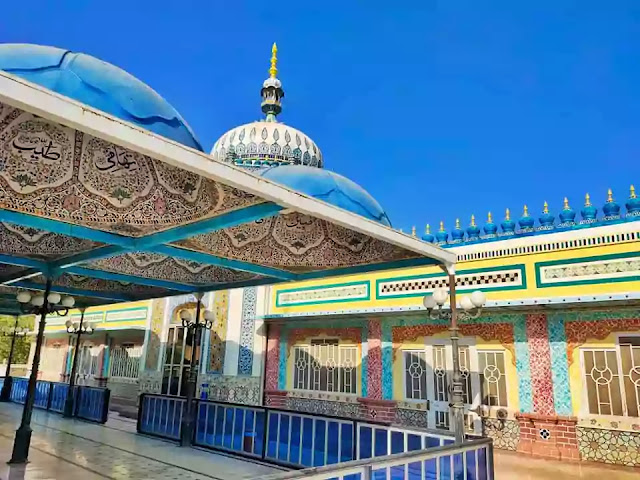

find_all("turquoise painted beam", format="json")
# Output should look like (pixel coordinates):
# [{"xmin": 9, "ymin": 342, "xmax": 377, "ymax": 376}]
[
  {"xmin": 0, "ymin": 254, "xmax": 48, "ymax": 271},
  {"xmin": 65, "ymin": 266, "xmax": 194, "ymax": 292},
  {"xmin": 194, "ymin": 276, "xmax": 287, "ymax": 293},
  {"xmin": 13, "ymin": 280, "xmax": 134, "ymax": 302},
  {"xmin": 296, "ymin": 256, "xmax": 440, "ymax": 281},
  {"xmin": 0, "ymin": 209, "xmax": 134, "ymax": 247},
  {"xmin": 132, "ymin": 202, "xmax": 282, "ymax": 249},
  {"xmin": 0, "ymin": 268, "xmax": 42, "ymax": 285},
  {"xmin": 48, "ymin": 246, "xmax": 131, "ymax": 271},
  {"xmin": 153, "ymin": 245, "xmax": 297, "ymax": 280}
]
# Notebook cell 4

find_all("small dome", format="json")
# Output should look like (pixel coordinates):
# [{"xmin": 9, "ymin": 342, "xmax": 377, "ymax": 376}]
[
  {"xmin": 519, "ymin": 206, "xmax": 535, "ymax": 230},
  {"xmin": 466, "ymin": 216, "xmax": 481, "ymax": 240},
  {"xmin": 258, "ymin": 165, "xmax": 390, "ymax": 226},
  {"xmin": 539, "ymin": 202, "xmax": 555, "ymax": 228},
  {"xmin": 559, "ymin": 198, "xmax": 576, "ymax": 224},
  {"xmin": 421, "ymin": 225, "xmax": 435, "ymax": 243},
  {"xmin": 0, "ymin": 43, "xmax": 202, "ymax": 151},
  {"xmin": 483, "ymin": 213, "xmax": 498, "ymax": 237},
  {"xmin": 581, "ymin": 194, "xmax": 598, "ymax": 222},
  {"xmin": 436, "ymin": 222, "xmax": 449, "ymax": 244},
  {"xmin": 451, "ymin": 219, "xmax": 465, "ymax": 243},
  {"xmin": 211, "ymin": 121, "xmax": 322, "ymax": 168},
  {"xmin": 603, "ymin": 189, "xmax": 621, "ymax": 219},
  {"xmin": 625, "ymin": 185, "xmax": 640, "ymax": 216},
  {"xmin": 501, "ymin": 209, "xmax": 516, "ymax": 235}
]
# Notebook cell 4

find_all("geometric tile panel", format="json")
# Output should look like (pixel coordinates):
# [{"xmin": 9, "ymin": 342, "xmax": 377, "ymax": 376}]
[
  {"xmin": 536, "ymin": 252, "xmax": 640, "ymax": 288},
  {"xmin": 577, "ymin": 427, "xmax": 640, "ymax": 466},
  {"xmin": 377, "ymin": 265, "xmax": 525, "ymax": 299},
  {"xmin": 237, "ymin": 286, "xmax": 257, "ymax": 375},
  {"xmin": 276, "ymin": 281, "xmax": 369, "ymax": 307}
]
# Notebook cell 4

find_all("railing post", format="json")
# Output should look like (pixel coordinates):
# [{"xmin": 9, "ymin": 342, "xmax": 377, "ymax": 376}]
[
  {"xmin": 260, "ymin": 408, "xmax": 269, "ymax": 460},
  {"xmin": 46, "ymin": 382, "xmax": 53, "ymax": 411},
  {"xmin": 137, "ymin": 393, "xmax": 146, "ymax": 433},
  {"xmin": 100, "ymin": 388, "xmax": 111, "ymax": 424},
  {"xmin": 362, "ymin": 464, "xmax": 373, "ymax": 480},
  {"xmin": 487, "ymin": 440, "xmax": 495, "ymax": 480}
]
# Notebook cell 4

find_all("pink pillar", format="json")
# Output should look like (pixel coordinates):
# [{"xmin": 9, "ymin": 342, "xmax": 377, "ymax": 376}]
[
  {"xmin": 526, "ymin": 313, "xmax": 555, "ymax": 415},
  {"xmin": 366, "ymin": 318, "xmax": 382, "ymax": 399},
  {"xmin": 265, "ymin": 323, "xmax": 281, "ymax": 392}
]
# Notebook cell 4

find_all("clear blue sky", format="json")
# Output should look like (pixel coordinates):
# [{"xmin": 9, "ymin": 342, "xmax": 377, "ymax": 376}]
[{"xmin": 3, "ymin": 1, "xmax": 639, "ymax": 232}]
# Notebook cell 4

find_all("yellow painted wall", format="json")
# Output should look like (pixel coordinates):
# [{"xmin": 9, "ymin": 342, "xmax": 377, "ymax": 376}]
[
  {"xmin": 270, "ymin": 240, "xmax": 640, "ymax": 317},
  {"xmin": 44, "ymin": 300, "xmax": 150, "ymax": 332}
]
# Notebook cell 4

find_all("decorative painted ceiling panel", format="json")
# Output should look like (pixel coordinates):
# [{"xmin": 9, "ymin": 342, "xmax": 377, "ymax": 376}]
[
  {"xmin": 176, "ymin": 212, "xmax": 417, "ymax": 273},
  {"xmin": 0, "ymin": 102, "xmax": 261, "ymax": 236},
  {"xmin": 29, "ymin": 273, "xmax": 168, "ymax": 298},
  {"xmin": 86, "ymin": 252, "xmax": 260, "ymax": 285},
  {"xmin": 0, "ymin": 222, "xmax": 101, "ymax": 259}
]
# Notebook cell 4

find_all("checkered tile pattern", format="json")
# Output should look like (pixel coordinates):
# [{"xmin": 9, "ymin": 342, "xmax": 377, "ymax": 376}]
[{"xmin": 379, "ymin": 271, "xmax": 520, "ymax": 294}]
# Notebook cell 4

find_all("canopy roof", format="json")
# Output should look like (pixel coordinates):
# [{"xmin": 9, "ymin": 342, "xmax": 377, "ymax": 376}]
[{"xmin": 0, "ymin": 71, "xmax": 455, "ymax": 314}]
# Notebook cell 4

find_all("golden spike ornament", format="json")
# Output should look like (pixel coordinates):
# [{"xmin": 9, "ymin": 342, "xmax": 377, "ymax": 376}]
[
  {"xmin": 543, "ymin": 201, "xmax": 549, "ymax": 214},
  {"xmin": 487, "ymin": 211, "xmax": 493, "ymax": 223},
  {"xmin": 439, "ymin": 221, "xmax": 445, "ymax": 232},
  {"xmin": 269, "ymin": 42, "xmax": 278, "ymax": 78},
  {"xmin": 425, "ymin": 224, "xmax": 431, "ymax": 234},
  {"xmin": 411, "ymin": 226, "xmax": 416, "ymax": 237},
  {"xmin": 505, "ymin": 208, "xmax": 511, "ymax": 221},
  {"xmin": 585, "ymin": 193, "xmax": 591, "ymax": 206},
  {"xmin": 470, "ymin": 214, "xmax": 476, "ymax": 227},
  {"xmin": 563, "ymin": 197, "xmax": 570, "ymax": 210},
  {"xmin": 523, "ymin": 205, "xmax": 529, "ymax": 216},
  {"xmin": 455, "ymin": 218, "xmax": 461, "ymax": 229},
  {"xmin": 631, "ymin": 185, "xmax": 637, "ymax": 199},
  {"xmin": 607, "ymin": 188, "xmax": 614, "ymax": 202}
]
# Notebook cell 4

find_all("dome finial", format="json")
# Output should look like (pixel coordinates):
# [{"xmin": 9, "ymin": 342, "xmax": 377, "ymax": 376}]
[
  {"xmin": 563, "ymin": 197, "xmax": 570, "ymax": 210},
  {"xmin": 585, "ymin": 193, "xmax": 591, "ymax": 206},
  {"xmin": 487, "ymin": 211, "xmax": 493, "ymax": 223},
  {"xmin": 543, "ymin": 201, "xmax": 549, "ymax": 214},
  {"xmin": 523, "ymin": 204, "xmax": 529, "ymax": 216},
  {"xmin": 261, "ymin": 43, "xmax": 284, "ymax": 121},
  {"xmin": 426, "ymin": 224, "xmax": 431, "ymax": 234},
  {"xmin": 470, "ymin": 214, "xmax": 476, "ymax": 227},
  {"xmin": 631, "ymin": 185, "xmax": 637, "ymax": 199},
  {"xmin": 411, "ymin": 225, "xmax": 416, "ymax": 237},
  {"xmin": 455, "ymin": 218, "xmax": 461, "ymax": 229},
  {"xmin": 269, "ymin": 43, "xmax": 278, "ymax": 78},
  {"xmin": 607, "ymin": 188, "xmax": 614, "ymax": 202},
  {"xmin": 439, "ymin": 220, "xmax": 445, "ymax": 232},
  {"xmin": 505, "ymin": 208, "xmax": 511, "ymax": 221}
]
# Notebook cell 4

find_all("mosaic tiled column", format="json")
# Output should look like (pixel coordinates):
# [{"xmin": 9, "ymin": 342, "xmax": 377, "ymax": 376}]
[
  {"xmin": 366, "ymin": 318, "xmax": 382, "ymax": 399},
  {"xmin": 265, "ymin": 323, "xmax": 281, "ymax": 393},
  {"xmin": 525, "ymin": 313, "xmax": 555, "ymax": 415}
]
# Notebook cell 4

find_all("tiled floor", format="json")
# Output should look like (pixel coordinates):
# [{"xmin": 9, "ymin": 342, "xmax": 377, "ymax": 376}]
[
  {"xmin": 495, "ymin": 450, "xmax": 640, "ymax": 479},
  {"xmin": 0, "ymin": 404, "xmax": 282, "ymax": 480}
]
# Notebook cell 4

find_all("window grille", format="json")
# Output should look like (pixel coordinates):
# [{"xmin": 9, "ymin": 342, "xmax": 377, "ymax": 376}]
[
  {"xmin": 109, "ymin": 344, "xmax": 142, "ymax": 379},
  {"xmin": 292, "ymin": 339, "xmax": 357, "ymax": 394},
  {"xmin": 478, "ymin": 351, "xmax": 508, "ymax": 407},
  {"xmin": 404, "ymin": 350, "xmax": 427, "ymax": 400}
]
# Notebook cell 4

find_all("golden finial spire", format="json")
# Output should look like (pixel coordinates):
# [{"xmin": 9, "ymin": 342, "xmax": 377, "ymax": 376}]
[
  {"xmin": 425, "ymin": 224, "xmax": 431, "ymax": 234},
  {"xmin": 523, "ymin": 205, "xmax": 529, "ymax": 216},
  {"xmin": 455, "ymin": 218, "xmax": 461, "ymax": 229},
  {"xmin": 543, "ymin": 201, "xmax": 549, "ymax": 214},
  {"xmin": 470, "ymin": 214, "xmax": 476, "ymax": 227},
  {"xmin": 563, "ymin": 197, "xmax": 570, "ymax": 210},
  {"xmin": 631, "ymin": 185, "xmax": 637, "ymax": 199},
  {"xmin": 585, "ymin": 193, "xmax": 591, "ymax": 206},
  {"xmin": 269, "ymin": 42, "xmax": 278, "ymax": 78},
  {"xmin": 411, "ymin": 226, "xmax": 416, "ymax": 237},
  {"xmin": 505, "ymin": 208, "xmax": 511, "ymax": 221},
  {"xmin": 487, "ymin": 211, "xmax": 493, "ymax": 223},
  {"xmin": 439, "ymin": 220, "xmax": 445, "ymax": 232},
  {"xmin": 607, "ymin": 188, "xmax": 614, "ymax": 203}
]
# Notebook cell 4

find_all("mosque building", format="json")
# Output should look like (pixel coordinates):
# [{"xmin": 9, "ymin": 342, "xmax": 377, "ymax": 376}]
[{"xmin": 3, "ymin": 43, "xmax": 640, "ymax": 468}]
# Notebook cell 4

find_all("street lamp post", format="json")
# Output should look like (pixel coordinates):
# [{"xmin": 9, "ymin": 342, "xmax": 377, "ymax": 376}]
[
  {"xmin": 9, "ymin": 284, "xmax": 75, "ymax": 464},
  {"xmin": 423, "ymin": 278, "xmax": 486, "ymax": 444},
  {"xmin": 0, "ymin": 317, "xmax": 29, "ymax": 401},
  {"xmin": 64, "ymin": 308, "xmax": 95, "ymax": 418},
  {"xmin": 179, "ymin": 293, "xmax": 216, "ymax": 447}
]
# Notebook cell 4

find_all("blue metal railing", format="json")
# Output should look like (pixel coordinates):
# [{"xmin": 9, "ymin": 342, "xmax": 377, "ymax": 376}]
[
  {"xmin": 138, "ymin": 394, "xmax": 461, "ymax": 471},
  {"xmin": 255, "ymin": 437, "xmax": 494, "ymax": 480},
  {"xmin": 5, "ymin": 377, "xmax": 110, "ymax": 424}
]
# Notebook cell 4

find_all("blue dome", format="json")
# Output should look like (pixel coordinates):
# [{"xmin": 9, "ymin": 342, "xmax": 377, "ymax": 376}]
[
  {"xmin": 421, "ymin": 226, "xmax": 435, "ymax": 243},
  {"xmin": 483, "ymin": 215, "xmax": 498, "ymax": 236},
  {"xmin": 559, "ymin": 199, "xmax": 576, "ymax": 224},
  {"xmin": 258, "ymin": 165, "xmax": 391, "ymax": 226},
  {"xmin": 519, "ymin": 208, "xmax": 535, "ymax": 230},
  {"xmin": 466, "ymin": 221, "xmax": 481, "ymax": 241},
  {"xmin": 501, "ymin": 210, "xmax": 516, "ymax": 235},
  {"xmin": 603, "ymin": 189, "xmax": 621, "ymax": 219},
  {"xmin": 539, "ymin": 203, "xmax": 555, "ymax": 228},
  {"xmin": 451, "ymin": 221, "xmax": 465, "ymax": 243},
  {"xmin": 0, "ymin": 44, "xmax": 202, "ymax": 151},
  {"xmin": 581, "ymin": 204, "xmax": 597, "ymax": 222},
  {"xmin": 625, "ymin": 187, "xmax": 640, "ymax": 216}
]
